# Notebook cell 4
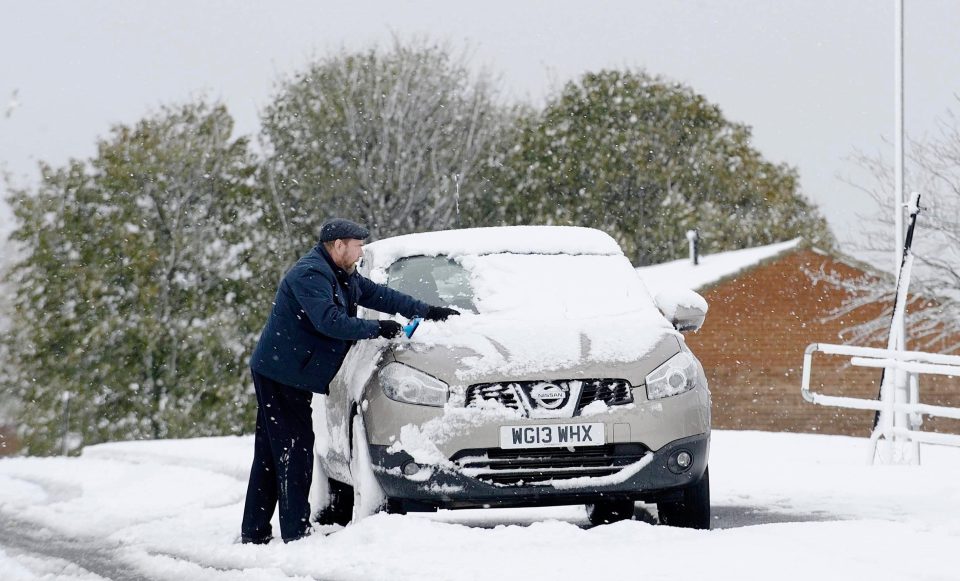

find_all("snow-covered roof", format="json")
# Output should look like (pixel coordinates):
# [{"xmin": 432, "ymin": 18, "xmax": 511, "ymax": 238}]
[
  {"xmin": 637, "ymin": 238, "xmax": 803, "ymax": 292},
  {"xmin": 364, "ymin": 226, "xmax": 623, "ymax": 268}
]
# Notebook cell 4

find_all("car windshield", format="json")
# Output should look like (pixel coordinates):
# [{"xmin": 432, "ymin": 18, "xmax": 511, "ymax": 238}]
[
  {"xmin": 386, "ymin": 253, "xmax": 654, "ymax": 318},
  {"xmin": 386, "ymin": 256, "xmax": 478, "ymax": 313}
]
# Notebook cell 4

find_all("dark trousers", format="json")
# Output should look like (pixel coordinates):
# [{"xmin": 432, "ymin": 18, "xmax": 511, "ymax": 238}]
[{"xmin": 241, "ymin": 370, "xmax": 315, "ymax": 542}]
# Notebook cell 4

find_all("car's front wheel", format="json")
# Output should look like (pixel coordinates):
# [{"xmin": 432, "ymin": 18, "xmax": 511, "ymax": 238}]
[
  {"xmin": 586, "ymin": 499, "xmax": 636, "ymax": 526},
  {"xmin": 657, "ymin": 466, "xmax": 711, "ymax": 529},
  {"xmin": 313, "ymin": 477, "xmax": 353, "ymax": 526}
]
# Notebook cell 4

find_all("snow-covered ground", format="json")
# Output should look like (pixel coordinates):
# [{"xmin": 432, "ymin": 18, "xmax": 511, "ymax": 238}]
[{"xmin": 1, "ymin": 431, "xmax": 958, "ymax": 581}]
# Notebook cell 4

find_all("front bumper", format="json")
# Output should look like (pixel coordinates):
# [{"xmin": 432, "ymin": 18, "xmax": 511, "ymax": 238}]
[{"xmin": 369, "ymin": 433, "xmax": 709, "ymax": 510}]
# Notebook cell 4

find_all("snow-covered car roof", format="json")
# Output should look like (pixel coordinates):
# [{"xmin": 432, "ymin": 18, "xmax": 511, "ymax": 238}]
[{"xmin": 363, "ymin": 226, "xmax": 622, "ymax": 270}]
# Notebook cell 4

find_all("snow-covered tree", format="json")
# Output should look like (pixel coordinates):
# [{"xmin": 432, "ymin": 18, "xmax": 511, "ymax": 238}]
[
  {"xmin": 483, "ymin": 70, "xmax": 834, "ymax": 265},
  {"xmin": 3, "ymin": 101, "xmax": 266, "ymax": 454},
  {"xmin": 259, "ymin": 40, "xmax": 516, "ymax": 256},
  {"xmin": 836, "ymin": 104, "xmax": 960, "ymax": 352}
]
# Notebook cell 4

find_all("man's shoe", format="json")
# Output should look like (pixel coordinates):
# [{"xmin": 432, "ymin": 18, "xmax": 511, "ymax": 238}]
[
  {"xmin": 240, "ymin": 534, "xmax": 273, "ymax": 545},
  {"xmin": 282, "ymin": 528, "xmax": 313, "ymax": 544}
]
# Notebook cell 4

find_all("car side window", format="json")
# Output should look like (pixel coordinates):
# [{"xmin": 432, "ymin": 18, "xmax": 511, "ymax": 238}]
[{"xmin": 386, "ymin": 256, "xmax": 477, "ymax": 313}]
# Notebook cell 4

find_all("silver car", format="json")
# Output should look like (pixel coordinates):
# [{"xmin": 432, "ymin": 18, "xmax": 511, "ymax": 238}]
[{"xmin": 312, "ymin": 226, "xmax": 711, "ymax": 528}]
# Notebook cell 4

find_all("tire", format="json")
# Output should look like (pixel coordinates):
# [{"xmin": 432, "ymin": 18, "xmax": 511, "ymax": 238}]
[
  {"xmin": 385, "ymin": 498, "xmax": 407, "ymax": 515},
  {"xmin": 313, "ymin": 478, "xmax": 353, "ymax": 526},
  {"xmin": 657, "ymin": 466, "xmax": 711, "ymax": 530},
  {"xmin": 350, "ymin": 413, "xmax": 387, "ymax": 523},
  {"xmin": 586, "ymin": 499, "xmax": 636, "ymax": 526}
]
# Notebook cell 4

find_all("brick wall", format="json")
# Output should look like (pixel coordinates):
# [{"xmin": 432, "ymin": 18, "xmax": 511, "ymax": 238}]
[{"xmin": 684, "ymin": 248, "xmax": 960, "ymax": 436}]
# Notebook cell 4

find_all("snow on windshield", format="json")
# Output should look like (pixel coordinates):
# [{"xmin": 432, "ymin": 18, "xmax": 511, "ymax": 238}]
[
  {"xmin": 460, "ymin": 253, "xmax": 655, "ymax": 318},
  {"xmin": 386, "ymin": 252, "xmax": 658, "ymax": 318},
  {"xmin": 388, "ymin": 252, "xmax": 676, "ymax": 380}
]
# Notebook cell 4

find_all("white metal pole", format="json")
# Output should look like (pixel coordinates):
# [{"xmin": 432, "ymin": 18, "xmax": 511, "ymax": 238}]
[
  {"xmin": 894, "ymin": 0, "xmax": 905, "ymax": 277},
  {"xmin": 886, "ymin": 0, "xmax": 915, "ymax": 463}
]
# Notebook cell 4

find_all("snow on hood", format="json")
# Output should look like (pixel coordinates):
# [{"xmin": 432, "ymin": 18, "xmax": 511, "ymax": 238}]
[
  {"xmin": 401, "ymin": 313, "xmax": 676, "ymax": 382},
  {"xmin": 364, "ymin": 226, "xmax": 622, "ymax": 273},
  {"xmin": 392, "ymin": 252, "xmax": 677, "ymax": 380}
]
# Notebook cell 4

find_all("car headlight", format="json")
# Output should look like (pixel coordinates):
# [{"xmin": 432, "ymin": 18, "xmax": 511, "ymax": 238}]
[
  {"xmin": 379, "ymin": 362, "xmax": 449, "ymax": 407},
  {"xmin": 645, "ymin": 348, "xmax": 705, "ymax": 400}
]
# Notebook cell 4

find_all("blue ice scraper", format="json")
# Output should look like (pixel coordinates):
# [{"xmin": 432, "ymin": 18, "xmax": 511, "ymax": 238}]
[{"xmin": 403, "ymin": 317, "xmax": 422, "ymax": 338}]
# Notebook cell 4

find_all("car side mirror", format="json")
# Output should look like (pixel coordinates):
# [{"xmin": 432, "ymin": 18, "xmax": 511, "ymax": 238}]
[{"xmin": 653, "ymin": 288, "xmax": 708, "ymax": 332}]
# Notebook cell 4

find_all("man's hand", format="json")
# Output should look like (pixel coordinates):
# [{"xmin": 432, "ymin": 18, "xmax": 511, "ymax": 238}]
[
  {"xmin": 377, "ymin": 320, "xmax": 403, "ymax": 339},
  {"xmin": 424, "ymin": 306, "xmax": 461, "ymax": 321}
]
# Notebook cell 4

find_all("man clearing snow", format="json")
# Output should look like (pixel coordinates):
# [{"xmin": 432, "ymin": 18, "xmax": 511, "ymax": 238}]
[{"xmin": 242, "ymin": 218, "xmax": 459, "ymax": 543}]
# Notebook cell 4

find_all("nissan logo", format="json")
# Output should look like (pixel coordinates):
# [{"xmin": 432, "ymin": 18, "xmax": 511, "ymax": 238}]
[{"xmin": 530, "ymin": 382, "xmax": 567, "ymax": 409}]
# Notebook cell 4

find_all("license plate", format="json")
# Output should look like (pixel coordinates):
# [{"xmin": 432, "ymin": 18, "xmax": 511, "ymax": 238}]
[{"xmin": 499, "ymin": 423, "xmax": 605, "ymax": 449}]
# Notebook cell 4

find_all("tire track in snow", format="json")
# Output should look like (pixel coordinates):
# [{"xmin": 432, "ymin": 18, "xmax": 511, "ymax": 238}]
[
  {"xmin": 0, "ymin": 512, "xmax": 146, "ymax": 581},
  {"xmin": 138, "ymin": 549, "xmax": 322, "ymax": 581}
]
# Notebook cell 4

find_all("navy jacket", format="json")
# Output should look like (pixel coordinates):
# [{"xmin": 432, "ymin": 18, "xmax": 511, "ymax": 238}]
[{"xmin": 250, "ymin": 244, "xmax": 430, "ymax": 393}]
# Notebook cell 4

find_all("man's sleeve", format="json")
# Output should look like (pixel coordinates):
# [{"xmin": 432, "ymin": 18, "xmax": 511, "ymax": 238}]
[
  {"xmin": 357, "ymin": 275, "xmax": 431, "ymax": 319},
  {"xmin": 289, "ymin": 268, "xmax": 380, "ymax": 340}
]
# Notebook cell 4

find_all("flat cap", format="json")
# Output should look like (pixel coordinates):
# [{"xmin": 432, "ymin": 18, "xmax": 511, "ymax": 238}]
[{"xmin": 319, "ymin": 218, "xmax": 370, "ymax": 243}]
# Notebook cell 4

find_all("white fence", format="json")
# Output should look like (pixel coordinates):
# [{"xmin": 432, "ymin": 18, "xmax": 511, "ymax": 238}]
[{"xmin": 801, "ymin": 342, "xmax": 960, "ymax": 464}]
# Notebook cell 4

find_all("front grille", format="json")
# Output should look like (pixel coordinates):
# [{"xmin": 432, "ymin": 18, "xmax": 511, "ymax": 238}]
[
  {"xmin": 451, "ymin": 444, "xmax": 648, "ymax": 486},
  {"xmin": 577, "ymin": 379, "xmax": 633, "ymax": 409},
  {"xmin": 465, "ymin": 383, "xmax": 523, "ymax": 411},
  {"xmin": 465, "ymin": 379, "xmax": 633, "ymax": 415}
]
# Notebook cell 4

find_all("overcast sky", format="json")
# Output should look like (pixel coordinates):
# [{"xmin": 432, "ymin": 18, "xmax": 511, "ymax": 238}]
[{"xmin": 2, "ymin": 0, "xmax": 959, "ymax": 260}]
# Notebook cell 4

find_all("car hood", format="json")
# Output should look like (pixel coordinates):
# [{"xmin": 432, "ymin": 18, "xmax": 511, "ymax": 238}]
[{"xmin": 389, "ymin": 312, "xmax": 682, "ymax": 386}]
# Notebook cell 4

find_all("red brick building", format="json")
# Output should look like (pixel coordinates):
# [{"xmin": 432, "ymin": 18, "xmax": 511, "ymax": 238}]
[{"xmin": 637, "ymin": 239, "xmax": 960, "ymax": 437}]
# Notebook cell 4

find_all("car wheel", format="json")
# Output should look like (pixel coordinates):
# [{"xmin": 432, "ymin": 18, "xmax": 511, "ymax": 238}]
[
  {"xmin": 586, "ymin": 499, "xmax": 636, "ymax": 526},
  {"xmin": 657, "ymin": 466, "xmax": 711, "ymax": 530},
  {"xmin": 350, "ymin": 413, "xmax": 387, "ymax": 523},
  {"xmin": 313, "ymin": 477, "xmax": 353, "ymax": 526},
  {"xmin": 384, "ymin": 498, "xmax": 407, "ymax": 515}
]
